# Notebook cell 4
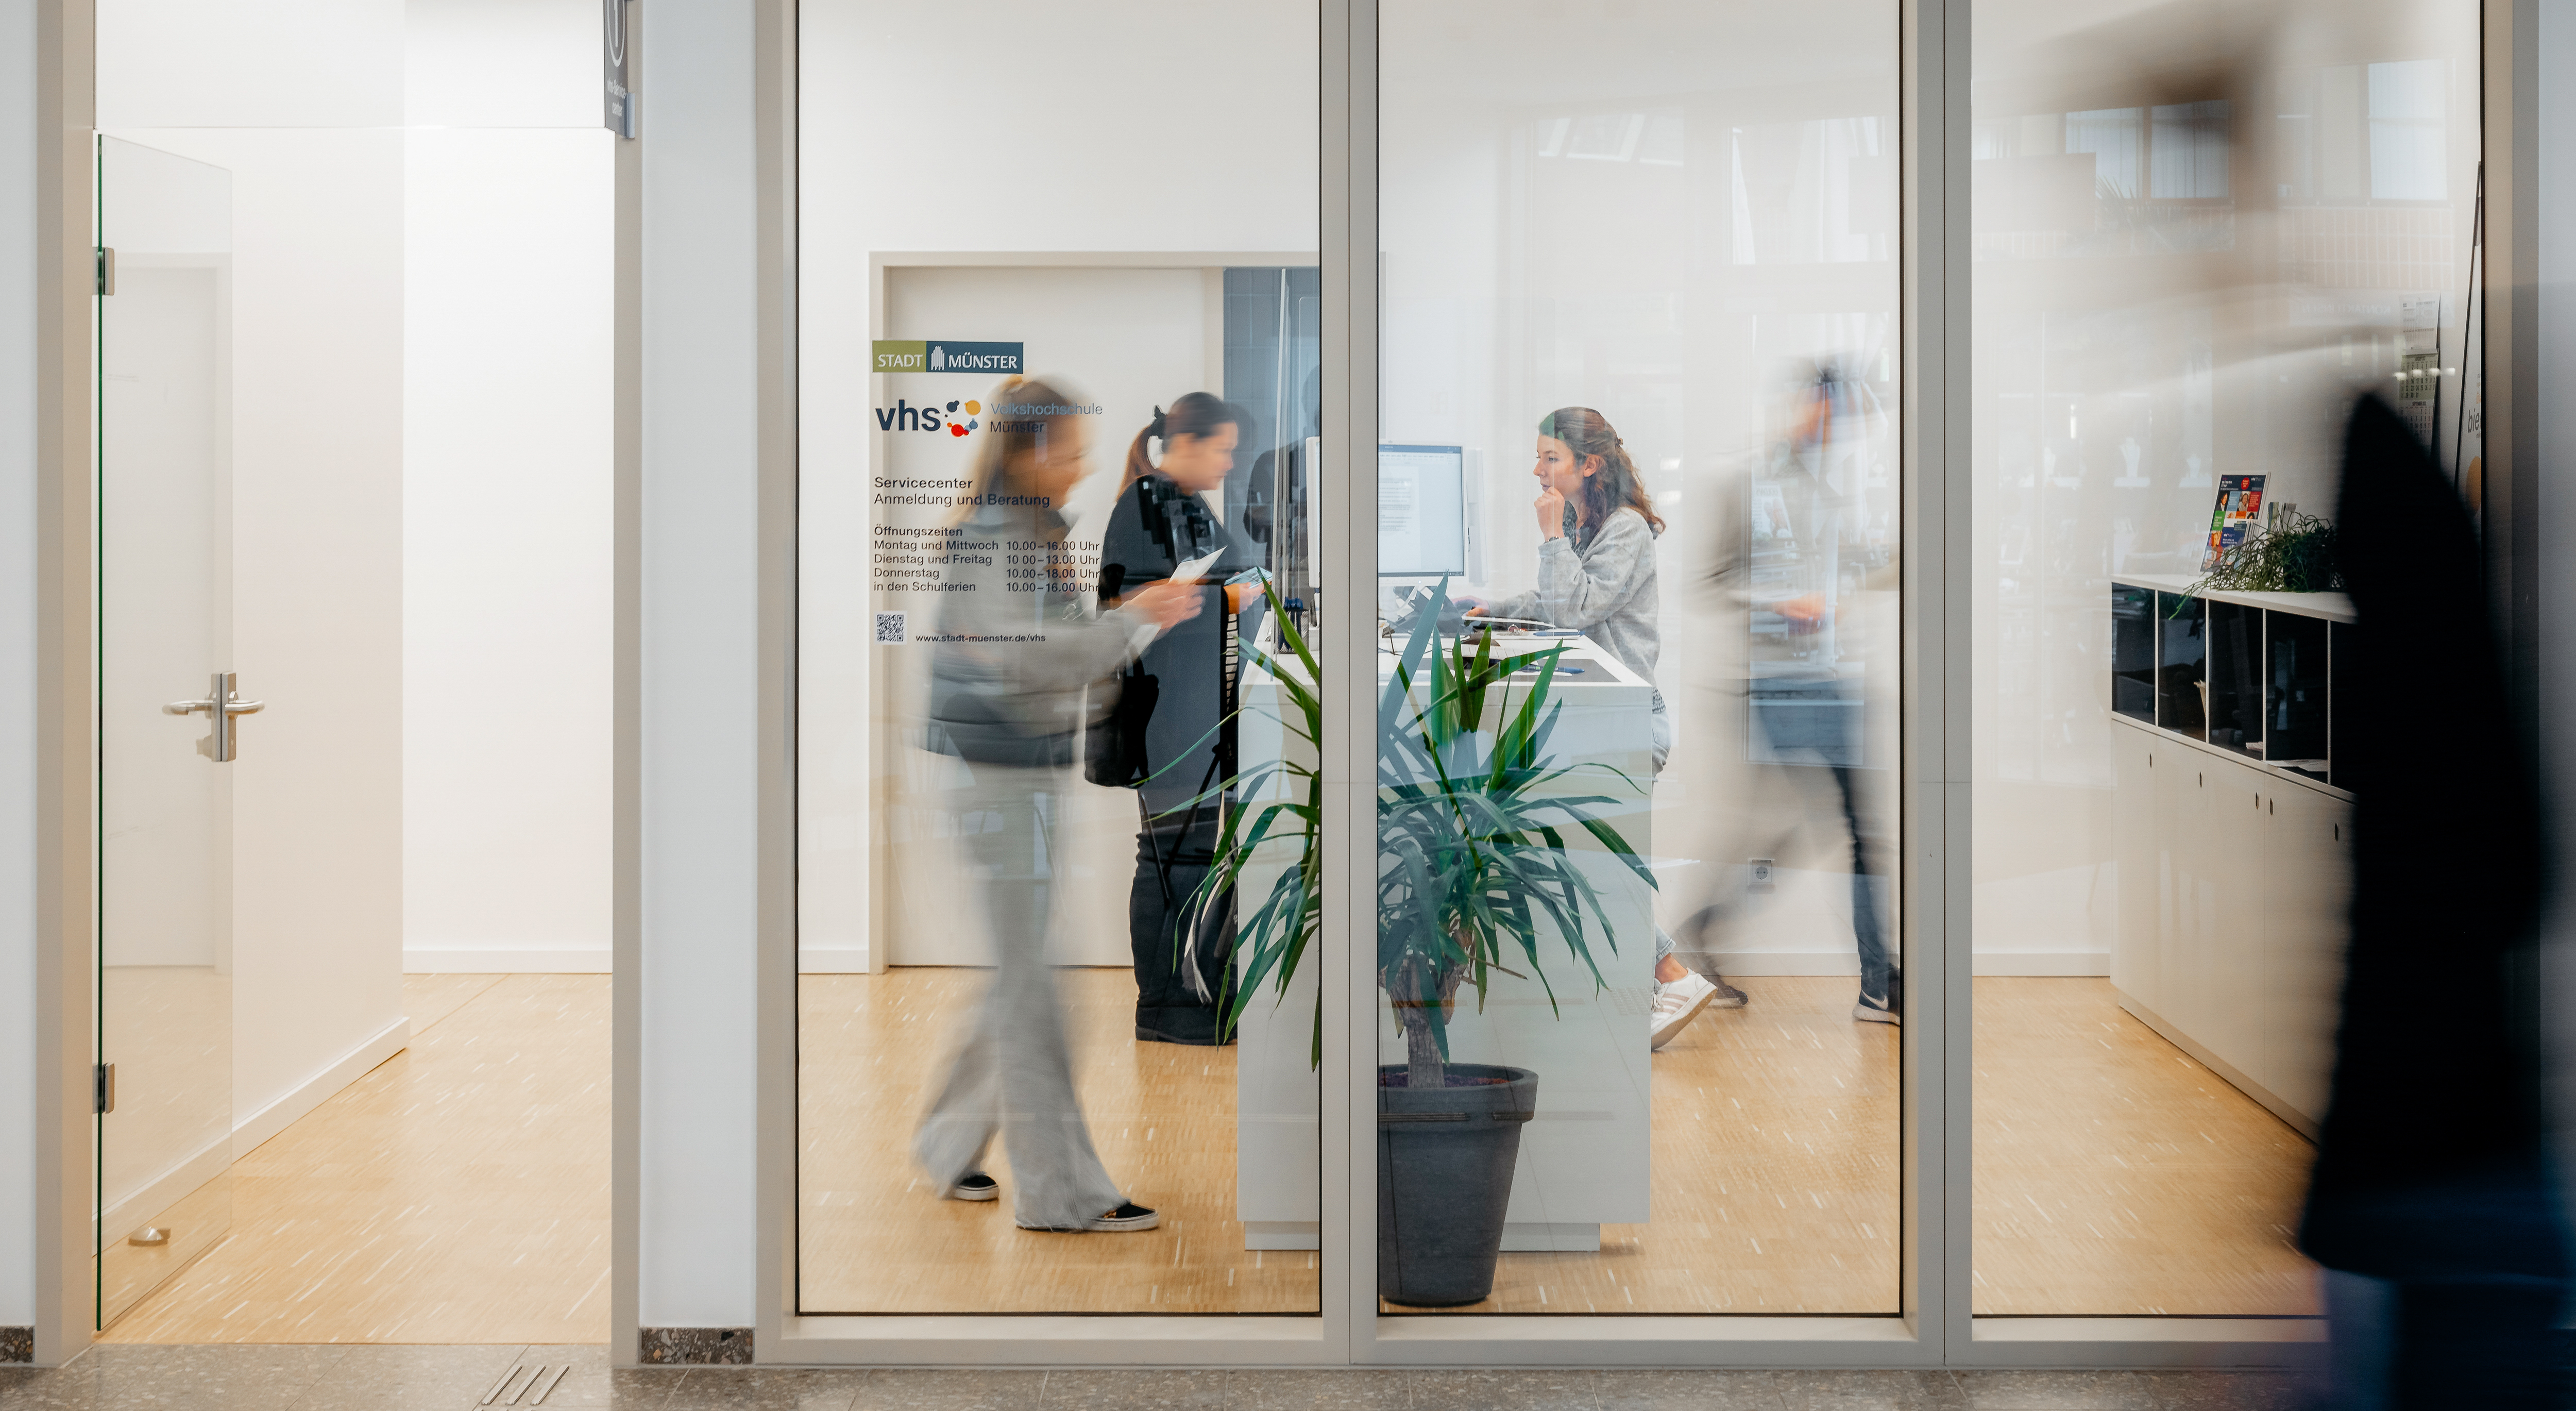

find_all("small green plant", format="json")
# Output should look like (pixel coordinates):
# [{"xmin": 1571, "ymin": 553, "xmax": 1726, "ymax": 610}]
[
  {"xmin": 2185, "ymin": 510, "xmax": 2343, "ymax": 599},
  {"xmin": 1177, "ymin": 578, "xmax": 1655, "ymax": 1089}
]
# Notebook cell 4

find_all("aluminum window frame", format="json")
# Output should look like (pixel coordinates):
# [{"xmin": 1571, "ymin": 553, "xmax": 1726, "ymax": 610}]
[{"xmin": 733, "ymin": 0, "xmax": 2431, "ymax": 1370}]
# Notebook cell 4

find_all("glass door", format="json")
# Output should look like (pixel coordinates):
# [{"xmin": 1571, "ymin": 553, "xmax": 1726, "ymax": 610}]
[{"xmin": 95, "ymin": 135, "xmax": 238, "ymax": 1329}]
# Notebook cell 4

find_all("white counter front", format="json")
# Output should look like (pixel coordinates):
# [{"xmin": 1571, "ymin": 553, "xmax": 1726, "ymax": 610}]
[{"xmin": 1232, "ymin": 626, "xmax": 1658, "ymax": 1252}]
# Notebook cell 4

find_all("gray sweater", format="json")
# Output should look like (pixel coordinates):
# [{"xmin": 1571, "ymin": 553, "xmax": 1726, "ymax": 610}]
[
  {"xmin": 1489, "ymin": 506, "xmax": 1662, "ymax": 690},
  {"xmin": 925, "ymin": 503, "xmax": 1151, "ymax": 767}
]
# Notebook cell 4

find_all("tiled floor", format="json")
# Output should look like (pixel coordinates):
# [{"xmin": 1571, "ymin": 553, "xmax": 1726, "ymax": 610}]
[{"xmin": 0, "ymin": 1347, "xmax": 2313, "ymax": 1411}]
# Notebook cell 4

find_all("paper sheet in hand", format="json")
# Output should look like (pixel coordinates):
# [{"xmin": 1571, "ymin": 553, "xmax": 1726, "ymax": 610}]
[{"xmin": 1124, "ymin": 552, "xmax": 1223, "ymax": 653}]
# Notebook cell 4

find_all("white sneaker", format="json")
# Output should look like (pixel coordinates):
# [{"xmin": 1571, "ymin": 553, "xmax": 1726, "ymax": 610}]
[
  {"xmin": 1853, "ymin": 992, "xmax": 1900, "ymax": 1025},
  {"xmin": 1649, "ymin": 970, "xmax": 1720, "ymax": 1050}
]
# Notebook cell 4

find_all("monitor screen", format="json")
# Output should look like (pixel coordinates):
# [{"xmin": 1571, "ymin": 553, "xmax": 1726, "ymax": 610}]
[{"xmin": 1379, "ymin": 444, "xmax": 1467, "ymax": 577}]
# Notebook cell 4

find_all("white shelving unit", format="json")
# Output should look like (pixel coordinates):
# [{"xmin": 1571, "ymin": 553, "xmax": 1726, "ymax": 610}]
[{"xmin": 2108, "ymin": 579, "xmax": 2354, "ymax": 1138}]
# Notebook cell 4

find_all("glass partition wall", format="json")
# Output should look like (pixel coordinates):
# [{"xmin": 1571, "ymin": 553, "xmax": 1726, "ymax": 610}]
[
  {"xmin": 1371, "ymin": 0, "xmax": 1903, "ymax": 1316},
  {"xmin": 1968, "ymin": 0, "xmax": 2481, "ymax": 1323},
  {"xmin": 785, "ymin": 0, "xmax": 2495, "ymax": 1365},
  {"xmin": 794, "ymin": 0, "xmax": 1327, "ymax": 1314}
]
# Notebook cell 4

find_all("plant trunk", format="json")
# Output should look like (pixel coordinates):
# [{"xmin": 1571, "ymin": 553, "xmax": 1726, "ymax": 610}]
[
  {"xmin": 1402, "ymin": 1008, "xmax": 1445, "ymax": 1091},
  {"xmin": 1390, "ymin": 959, "xmax": 1465, "ymax": 1090}
]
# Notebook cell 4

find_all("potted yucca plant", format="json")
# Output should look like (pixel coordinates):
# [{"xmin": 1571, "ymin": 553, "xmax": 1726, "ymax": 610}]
[{"xmin": 1178, "ymin": 578, "xmax": 1653, "ymax": 1306}]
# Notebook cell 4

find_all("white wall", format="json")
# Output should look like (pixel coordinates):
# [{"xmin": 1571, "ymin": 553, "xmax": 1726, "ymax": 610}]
[
  {"xmin": 638, "ymin": 0, "xmax": 760, "ymax": 1332},
  {"xmin": 0, "ymin": 0, "xmax": 40, "ymax": 1335},
  {"xmin": 400, "ymin": 0, "xmax": 614, "ymax": 975}
]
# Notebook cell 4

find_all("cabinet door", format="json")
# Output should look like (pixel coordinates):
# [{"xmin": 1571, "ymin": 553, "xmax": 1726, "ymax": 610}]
[
  {"xmin": 2110, "ymin": 733, "xmax": 2160, "ymax": 1002},
  {"xmin": 2159, "ymin": 750, "xmax": 2227, "ymax": 1034},
  {"xmin": 2252, "ymin": 783, "xmax": 2350, "ymax": 1128},
  {"xmin": 2202, "ymin": 763, "xmax": 2270, "ymax": 1077}
]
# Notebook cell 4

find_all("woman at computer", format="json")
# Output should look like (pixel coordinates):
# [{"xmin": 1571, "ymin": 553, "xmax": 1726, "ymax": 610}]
[
  {"xmin": 1098, "ymin": 393, "xmax": 1264, "ymax": 1046},
  {"xmin": 1461, "ymin": 406, "xmax": 1747, "ymax": 1044},
  {"xmin": 915, "ymin": 376, "xmax": 1202, "ymax": 1232}
]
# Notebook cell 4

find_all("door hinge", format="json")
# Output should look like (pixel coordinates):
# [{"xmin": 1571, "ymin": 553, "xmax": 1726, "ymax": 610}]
[
  {"xmin": 95, "ymin": 246, "xmax": 115, "ymax": 296},
  {"xmin": 93, "ymin": 1062, "xmax": 115, "ymax": 1115}
]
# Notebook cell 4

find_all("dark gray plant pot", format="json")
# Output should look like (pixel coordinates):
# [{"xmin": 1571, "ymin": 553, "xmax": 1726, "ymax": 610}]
[{"xmin": 1376, "ymin": 1063, "xmax": 1538, "ymax": 1307}]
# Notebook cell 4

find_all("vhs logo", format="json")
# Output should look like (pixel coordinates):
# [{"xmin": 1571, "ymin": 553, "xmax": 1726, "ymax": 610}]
[{"xmin": 876, "ymin": 398, "xmax": 981, "ymax": 438}]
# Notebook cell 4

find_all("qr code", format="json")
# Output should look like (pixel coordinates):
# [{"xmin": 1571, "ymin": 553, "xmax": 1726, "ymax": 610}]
[{"xmin": 874, "ymin": 611, "xmax": 907, "ymax": 645}]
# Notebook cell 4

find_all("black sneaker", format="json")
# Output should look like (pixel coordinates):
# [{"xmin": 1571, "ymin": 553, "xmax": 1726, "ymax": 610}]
[
  {"xmin": 944, "ymin": 1172, "xmax": 998, "ymax": 1202},
  {"xmin": 1854, "ymin": 969, "xmax": 1903, "ymax": 1026},
  {"xmin": 1135, "ymin": 1008, "xmax": 1235, "ymax": 1047},
  {"xmin": 1017, "ymin": 1202, "xmax": 1161, "ymax": 1233}
]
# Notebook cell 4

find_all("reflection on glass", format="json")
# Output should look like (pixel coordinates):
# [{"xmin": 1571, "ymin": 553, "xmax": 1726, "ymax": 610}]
[
  {"xmin": 2156, "ymin": 593, "xmax": 2206, "ymax": 737},
  {"xmin": 1973, "ymin": 0, "xmax": 2476, "ymax": 1318},
  {"xmin": 1377, "ymin": 0, "xmax": 1901, "ymax": 1313},
  {"xmin": 2205, "ymin": 601, "xmax": 2263, "ymax": 756},
  {"xmin": 794, "ymin": 0, "xmax": 1321, "ymax": 1313},
  {"xmin": 2111, "ymin": 584, "xmax": 2155, "ymax": 722},
  {"xmin": 2328, "ymin": 620, "xmax": 2350, "ymax": 791},
  {"xmin": 96, "ymin": 135, "xmax": 237, "ymax": 1326},
  {"xmin": 2266, "ymin": 610, "xmax": 2329, "ymax": 777}
]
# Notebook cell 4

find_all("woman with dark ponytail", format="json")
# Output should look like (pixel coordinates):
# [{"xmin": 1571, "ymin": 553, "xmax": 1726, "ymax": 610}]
[
  {"xmin": 1097, "ymin": 392, "xmax": 1262, "ymax": 1045},
  {"xmin": 1463, "ymin": 406, "xmax": 1747, "ymax": 1045}
]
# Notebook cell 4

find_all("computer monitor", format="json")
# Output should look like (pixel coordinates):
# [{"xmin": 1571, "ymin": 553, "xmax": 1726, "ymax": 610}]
[{"xmin": 1379, "ymin": 444, "xmax": 1468, "ymax": 577}]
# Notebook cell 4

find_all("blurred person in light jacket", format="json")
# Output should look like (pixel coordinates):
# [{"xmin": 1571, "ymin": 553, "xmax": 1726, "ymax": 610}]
[
  {"xmin": 1699, "ymin": 361, "xmax": 1898, "ymax": 1028},
  {"xmin": 912, "ymin": 376, "xmax": 1202, "ymax": 1233}
]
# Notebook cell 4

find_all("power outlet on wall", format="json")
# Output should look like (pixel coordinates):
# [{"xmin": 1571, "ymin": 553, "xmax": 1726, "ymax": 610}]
[{"xmin": 1748, "ymin": 858, "xmax": 1776, "ymax": 893}]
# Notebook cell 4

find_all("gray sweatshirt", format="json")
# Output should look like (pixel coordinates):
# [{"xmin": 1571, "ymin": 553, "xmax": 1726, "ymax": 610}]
[
  {"xmin": 925, "ymin": 503, "xmax": 1151, "ymax": 767},
  {"xmin": 1488, "ymin": 506, "xmax": 1662, "ymax": 692}
]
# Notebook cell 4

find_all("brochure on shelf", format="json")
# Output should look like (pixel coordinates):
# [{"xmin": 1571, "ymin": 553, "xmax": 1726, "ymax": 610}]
[{"xmin": 2201, "ymin": 473, "xmax": 2267, "ymax": 571}]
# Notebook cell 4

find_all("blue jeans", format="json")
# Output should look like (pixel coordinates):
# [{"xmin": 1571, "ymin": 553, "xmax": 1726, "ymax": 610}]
[{"xmin": 1746, "ymin": 677, "xmax": 1891, "ymax": 999}]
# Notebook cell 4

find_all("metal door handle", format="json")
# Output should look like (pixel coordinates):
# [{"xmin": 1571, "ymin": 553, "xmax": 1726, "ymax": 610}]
[{"xmin": 164, "ymin": 671, "xmax": 259, "ymax": 762}]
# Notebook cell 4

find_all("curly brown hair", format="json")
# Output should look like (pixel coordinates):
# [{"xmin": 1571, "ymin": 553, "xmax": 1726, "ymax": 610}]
[{"xmin": 1539, "ymin": 406, "xmax": 1664, "ymax": 537}]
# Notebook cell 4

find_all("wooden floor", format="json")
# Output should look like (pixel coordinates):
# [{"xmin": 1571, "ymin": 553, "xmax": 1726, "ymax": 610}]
[
  {"xmin": 800, "ymin": 968, "xmax": 1319, "ymax": 1314},
  {"xmin": 803, "ymin": 970, "xmax": 2318, "ymax": 1317},
  {"xmin": 103, "ymin": 974, "xmax": 611, "ymax": 1344},
  {"xmin": 799, "ymin": 970, "xmax": 1905, "ymax": 1314},
  {"xmin": 103, "ymin": 967, "xmax": 2314, "ymax": 1338},
  {"xmin": 1972, "ymin": 977, "xmax": 2319, "ymax": 1316}
]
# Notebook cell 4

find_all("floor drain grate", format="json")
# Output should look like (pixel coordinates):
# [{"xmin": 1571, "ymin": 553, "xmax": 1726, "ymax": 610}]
[{"xmin": 481, "ymin": 1362, "xmax": 571, "ymax": 1406}]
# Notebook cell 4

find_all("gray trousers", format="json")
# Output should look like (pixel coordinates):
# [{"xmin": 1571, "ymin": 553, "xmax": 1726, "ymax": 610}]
[{"xmin": 912, "ymin": 761, "xmax": 1126, "ymax": 1228}]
